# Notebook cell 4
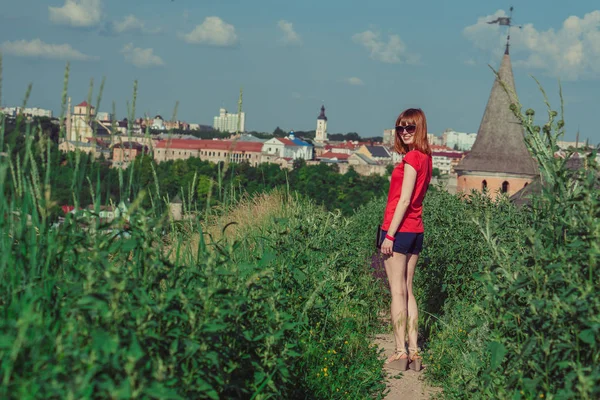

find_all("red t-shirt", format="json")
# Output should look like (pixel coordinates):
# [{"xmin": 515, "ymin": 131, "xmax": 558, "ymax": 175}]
[{"xmin": 382, "ymin": 150, "xmax": 433, "ymax": 233}]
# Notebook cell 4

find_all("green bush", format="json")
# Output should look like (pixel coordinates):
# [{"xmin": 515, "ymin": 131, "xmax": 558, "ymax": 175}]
[
  {"xmin": 0, "ymin": 137, "xmax": 387, "ymax": 399},
  {"xmin": 421, "ymin": 86, "xmax": 600, "ymax": 399},
  {"xmin": 474, "ymin": 98, "xmax": 600, "ymax": 399},
  {"xmin": 237, "ymin": 198, "xmax": 388, "ymax": 398}
]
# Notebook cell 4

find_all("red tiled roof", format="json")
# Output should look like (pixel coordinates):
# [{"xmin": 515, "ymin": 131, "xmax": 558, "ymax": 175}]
[
  {"xmin": 76, "ymin": 101, "xmax": 94, "ymax": 108},
  {"xmin": 276, "ymin": 138, "xmax": 297, "ymax": 146},
  {"xmin": 326, "ymin": 141, "xmax": 357, "ymax": 150},
  {"xmin": 433, "ymin": 151, "xmax": 464, "ymax": 159},
  {"xmin": 156, "ymin": 139, "xmax": 264, "ymax": 152},
  {"xmin": 319, "ymin": 151, "xmax": 350, "ymax": 160},
  {"xmin": 431, "ymin": 145, "xmax": 454, "ymax": 152}
]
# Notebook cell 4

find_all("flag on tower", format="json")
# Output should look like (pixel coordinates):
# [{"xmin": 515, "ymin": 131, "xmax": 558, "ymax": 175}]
[{"xmin": 487, "ymin": 17, "xmax": 511, "ymax": 26}]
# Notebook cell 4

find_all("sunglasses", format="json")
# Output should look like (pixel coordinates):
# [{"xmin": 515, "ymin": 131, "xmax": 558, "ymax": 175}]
[{"xmin": 395, "ymin": 125, "xmax": 416, "ymax": 134}]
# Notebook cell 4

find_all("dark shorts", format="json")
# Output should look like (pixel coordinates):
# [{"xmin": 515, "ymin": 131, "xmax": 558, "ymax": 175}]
[{"xmin": 379, "ymin": 230, "xmax": 424, "ymax": 255}]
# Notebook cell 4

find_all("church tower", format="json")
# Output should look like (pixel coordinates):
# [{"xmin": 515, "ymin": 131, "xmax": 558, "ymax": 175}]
[
  {"xmin": 315, "ymin": 105, "xmax": 328, "ymax": 143},
  {"xmin": 454, "ymin": 45, "xmax": 538, "ymax": 198}
]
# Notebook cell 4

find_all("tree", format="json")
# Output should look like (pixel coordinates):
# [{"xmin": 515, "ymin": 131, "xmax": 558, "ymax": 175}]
[
  {"xmin": 293, "ymin": 158, "xmax": 306, "ymax": 170},
  {"xmin": 273, "ymin": 127, "xmax": 286, "ymax": 137},
  {"xmin": 386, "ymin": 164, "xmax": 395, "ymax": 176},
  {"xmin": 432, "ymin": 167, "xmax": 441, "ymax": 178}
]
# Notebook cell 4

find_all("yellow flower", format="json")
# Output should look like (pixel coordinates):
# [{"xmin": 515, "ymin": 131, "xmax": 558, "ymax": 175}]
[
  {"xmin": 323, "ymin": 367, "xmax": 328, "ymax": 372},
  {"xmin": 344, "ymin": 341, "xmax": 348, "ymax": 345},
  {"xmin": 520, "ymin": 391, "xmax": 524, "ymax": 395},
  {"xmin": 333, "ymin": 350, "xmax": 337, "ymax": 354},
  {"xmin": 539, "ymin": 395, "xmax": 544, "ymax": 399},
  {"xmin": 324, "ymin": 373, "xmax": 328, "ymax": 377},
  {"xmin": 336, "ymin": 388, "xmax": 339, "ymax": 392},
  {"xmin": 327, "ymin": 350, "xmax": 331, "ymax": 354}
]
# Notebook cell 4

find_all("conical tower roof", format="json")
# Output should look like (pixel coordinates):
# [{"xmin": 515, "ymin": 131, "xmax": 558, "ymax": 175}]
[{"xmin": 455, "ymin": 51, "xmax": 538, "ymax": 176}]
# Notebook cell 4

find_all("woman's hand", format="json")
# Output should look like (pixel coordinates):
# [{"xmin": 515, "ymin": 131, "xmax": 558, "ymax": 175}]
[{"xmin": 381, "ymin": 238, "xmax": 394, "ymax": 255}]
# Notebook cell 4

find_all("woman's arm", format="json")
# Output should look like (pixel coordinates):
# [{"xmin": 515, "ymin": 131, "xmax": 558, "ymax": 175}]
[{"xmin": 386, "ymin": 163, "xmax": 417, "ymax": 236}]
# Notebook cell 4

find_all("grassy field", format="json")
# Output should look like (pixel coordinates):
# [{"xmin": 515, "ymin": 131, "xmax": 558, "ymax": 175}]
[{"xmin": 1, "ymin": 69, "xmax": 598, "ymax": 399}]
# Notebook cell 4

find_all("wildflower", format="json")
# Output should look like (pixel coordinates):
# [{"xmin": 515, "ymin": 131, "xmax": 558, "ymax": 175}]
[
  {"xmin": 323, "ymin": 367, "xmax": 328, "ymax": 372},
  {"xmin": 327, "ymin": 350, "xmax": 331, "ymax": 354},
  {"xmin": 324, "ymin": 373, "xmax": 328, "ymax": 377},
  {"xmin": 317, "ymin": 373, "xmax": 320, "ymax": 377},
  {"xmin": 539, "ymin": 395, "xmax": 544, "ymax": 399},
  {"xmin": 332, "ymin": 350, "xmax": 337, "ymax": 354},
  {"xmin": 337, "ymin": 388, "xmax": 339, "ymax": 392},
  {"xmin": 520, "ymin": 391, "xmax": 524, "ymax": 395},
  {"xmin": 344, "ymin": 340, "xmax": 348, "ymax": 345}
]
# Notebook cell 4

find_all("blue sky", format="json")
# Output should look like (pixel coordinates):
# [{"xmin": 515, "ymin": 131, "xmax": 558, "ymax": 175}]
[{"xmin": 1, "ymin": 0, "xmax": 599, "ymax": 144}]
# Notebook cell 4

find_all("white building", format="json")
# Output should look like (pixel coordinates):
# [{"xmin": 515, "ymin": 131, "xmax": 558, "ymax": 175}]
[
  {"xmin": 213, "ymin": 108, "xmax": 245, "ymax": 133},
  {"xmin": 262, "ymin": 133, "xmax": 313, "ymax": 160},
  {"xmin": 427, "ymin": 133, "xmax": 441, "ymax": 146},
  {"xmin": 68, "ymin": 100, "xmax": 96, "ymax": 142},
  {"xmin": 315, "ymin": 105, "xmax": 328, "ymax": 143},
  {"xmin": 1, "ymin": 107, "xmax": 53, "ymax": 118},
  {"xmin": 151, "ymin": 115, "xmax": 165, "ymax": 130},
  {"xmin": 442, "ymin": 130, "xmax": 477, "ymax": 151},
  {"xmin": 383, "ymin": 129, "xmax": 394, "ymax": 146},
  {"xmin": 96, "ymin": 112, "xmax": 113, "ymax": 122}
]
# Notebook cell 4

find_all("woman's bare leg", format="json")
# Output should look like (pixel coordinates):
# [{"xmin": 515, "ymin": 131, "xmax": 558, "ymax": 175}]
[
  {"xmin": 384, "ymin": 252, "xmax": 408, "ymax": 360},
  {"xmin": 406, "ymin": 253, "xmax": 420, "ymax": 354}
]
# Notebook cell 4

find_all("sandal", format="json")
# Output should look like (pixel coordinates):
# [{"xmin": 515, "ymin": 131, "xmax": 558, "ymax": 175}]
[
  {"xmin": 408, "ymin": 348, "xmax": 422, "ymax": 371},
  {"xmin": 386, "ymin": 348, "xmax": 409, "ymax": 371}
]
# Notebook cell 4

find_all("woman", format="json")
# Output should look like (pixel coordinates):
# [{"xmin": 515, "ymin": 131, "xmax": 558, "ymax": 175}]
[{"xmin": 379, "ymin": 108, "xmax": 432, "ymax": 371}]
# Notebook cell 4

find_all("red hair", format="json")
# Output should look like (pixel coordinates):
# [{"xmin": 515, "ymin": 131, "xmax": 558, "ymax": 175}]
[{"xmin": 394, "ymin": 108, "xmax": 431, "ymax": 155}]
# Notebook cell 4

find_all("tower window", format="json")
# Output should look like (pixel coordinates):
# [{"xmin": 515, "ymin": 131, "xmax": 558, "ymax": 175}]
[{"xmin": 501, "ymin": 181, "xmax": 509, "ymax": 193}]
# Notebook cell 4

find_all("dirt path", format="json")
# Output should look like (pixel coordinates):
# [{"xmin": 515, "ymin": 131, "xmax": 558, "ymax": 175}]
[{"xmin": 374, "ymin": 334, "xmax": 442, "ymax": 400}]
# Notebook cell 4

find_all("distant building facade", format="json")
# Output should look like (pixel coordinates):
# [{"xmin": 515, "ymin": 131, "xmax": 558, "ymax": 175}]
[
  {"xmin": 213, "ymin": 108, "xmax": 245, "ymax": 133},
  {"xmin": 356, "ymin": 145, "xmax": 393, "ymax": 164},
  {"xmin": 154, "ymin": 139, "xmax": 263, "ymax": 166},
  {"xmin": 1, "ymin": 107, "xmax": 53, "ymax": 118},
  {"xmin": 442, "ymin": 130, "xmax": 477, "ymax": 151},
  {"xmin": 383, "ymin": 129, "xmax": 395, "ymax": 146},
  {"xmin": 112, "ymin": 142, "xmax": 150, "ymax": 168}
]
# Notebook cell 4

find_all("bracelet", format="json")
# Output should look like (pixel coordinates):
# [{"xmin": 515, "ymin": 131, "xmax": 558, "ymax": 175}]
[{"xmin": 385, "ymin": 234, "xmax": 395, "ymax": 241}]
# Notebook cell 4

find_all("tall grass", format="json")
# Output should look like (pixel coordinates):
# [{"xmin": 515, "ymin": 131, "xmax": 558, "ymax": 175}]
[
  {"xmin": 0, "ymin": 68, "xmax": 388, "ymax": 399},
  {"xmin": 417, "ymin": 82, "xmax": 599, "ymax": 399}
]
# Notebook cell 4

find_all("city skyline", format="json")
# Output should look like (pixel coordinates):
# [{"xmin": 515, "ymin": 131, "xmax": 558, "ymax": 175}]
[{"xmin": 1, "ymin": 1, "xmax": 599, "ymax": 142}]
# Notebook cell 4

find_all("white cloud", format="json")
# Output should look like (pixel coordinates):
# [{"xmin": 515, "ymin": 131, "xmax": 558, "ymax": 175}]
[
  {"xmin": 121, "ymin": 43, "xmax": 164, "ymax": 68},
  {"xmin": 181, "ymin": 16, "xmax": 238, "ymax": 46},
  {"xmin": 346, "ymin": 77, "xmax": 364, "ymax": 86},
  {"xmin": 352, "ymin": 30, "xmax": 419, "ymax": 64},
  {"xmin": 1, "ymin": 39, "xmax": 96, "ymax": 61},
  {"xmin": 49, "ymin": 0, "xmax": 102, "ymax": 28},
  {"xmin": 112, "ymin": 15, "xmax": 161, "ymax": 34},
  {"xmin": 277, "ymin": 20, "xmax": 302, "ymax": 45},
  {"xmin": 464, "ymin": 10, "xmax": 600, "ymax": 80}
]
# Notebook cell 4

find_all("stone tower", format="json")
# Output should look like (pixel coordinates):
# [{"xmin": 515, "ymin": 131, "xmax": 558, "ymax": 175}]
[
  {"xmin": 315, "ymin": 105, "xmax": 328, "ymax": 143},
  {"xmin": 454, "ymin": 46, "xmax": 538, "ymax": 198}
]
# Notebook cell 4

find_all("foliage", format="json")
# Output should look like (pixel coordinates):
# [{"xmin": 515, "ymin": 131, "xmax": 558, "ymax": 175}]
[
  {"xmin": 420, "ymin": 83, "xmax": 600, "ymax": 399},
  {"xmin": 0, "ymin": 77, "xmax": 388, "ymax": 398}
]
